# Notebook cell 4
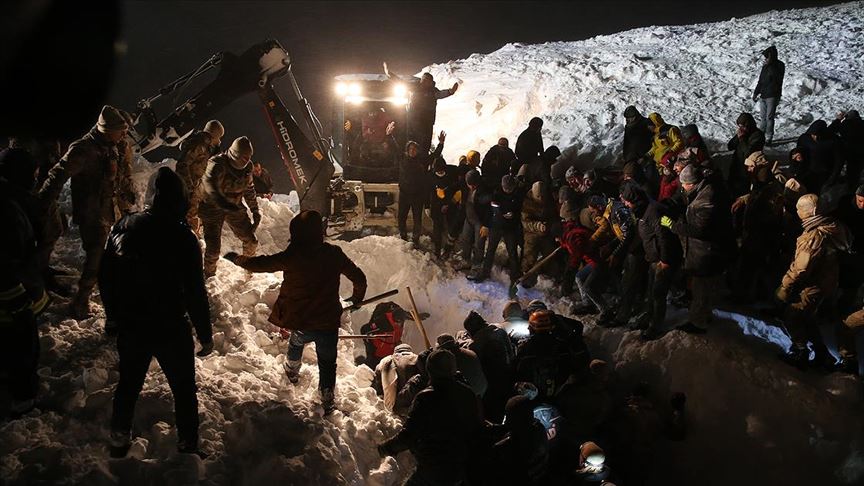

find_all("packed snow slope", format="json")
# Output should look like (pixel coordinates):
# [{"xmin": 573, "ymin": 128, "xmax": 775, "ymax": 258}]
[{"xmin": 428, "ymin": 1, "xmax": 864, "ymax": 166}]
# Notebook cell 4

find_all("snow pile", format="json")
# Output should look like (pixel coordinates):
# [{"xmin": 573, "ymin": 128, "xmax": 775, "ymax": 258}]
[{"xmin": 428, "ymin": 1, "xmax": 864, "ymax": 166}]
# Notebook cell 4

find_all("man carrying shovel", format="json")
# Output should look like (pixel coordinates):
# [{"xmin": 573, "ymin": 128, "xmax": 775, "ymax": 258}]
[{"xmin": 224, "ymin": 210, "xmax": 366, "ymax": 413}]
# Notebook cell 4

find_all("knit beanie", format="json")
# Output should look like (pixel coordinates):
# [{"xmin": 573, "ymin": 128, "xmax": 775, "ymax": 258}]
[
  {"xmin": 426, "ymin": 349, "xmax": 457, "ymax": 380},
  {"xmin": 97, "ymin": 105, "xmax": 129, "ymax": 133},
  {"xmin": 501, "ymin": 174, "xmax": 517, "ymax": 193},
  {"xmin": 204, "ymin": 120, "xmax": 225, "ymax": 139},
  {"xmin": 465, "ymin": 169, "xmax": 481, "ymax": 187},
  {"xmin": 228, "ymin": 136, "xmax": 254, "ymax": 165},
  {"xmin": 463, "ymin": 311, "xmax": 486, "ymax": 334},
  {"xmin": 526, "ymin": 299, "xmax": 547, "ymax": 314}
]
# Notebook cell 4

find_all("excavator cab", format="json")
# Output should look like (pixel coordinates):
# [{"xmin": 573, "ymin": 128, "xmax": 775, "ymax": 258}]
[{"xmin": 328, "ymin": 74, "xmax": 412, "ymax": 233}]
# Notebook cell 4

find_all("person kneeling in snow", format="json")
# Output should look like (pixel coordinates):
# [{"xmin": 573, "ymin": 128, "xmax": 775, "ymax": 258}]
[
  {"xmin": 99, "ymin": 167, "xmax": 213, "ymax": 458},
  {"xmin": 379, "ymin": 348, "xmax": 484, "ymax": 485},
  {"xmin": 224, "ymin": 210, "xmax": 367, "ymax": 413}
]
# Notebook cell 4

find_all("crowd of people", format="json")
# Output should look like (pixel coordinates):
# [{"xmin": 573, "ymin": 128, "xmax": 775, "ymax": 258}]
[{"xmin": 2, "ymin": 42, "xmax": 864, "ymax": 484}]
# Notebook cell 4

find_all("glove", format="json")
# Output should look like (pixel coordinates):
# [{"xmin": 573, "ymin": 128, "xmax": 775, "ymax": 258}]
[
  {"xmin": 538, "ymin": 222, "xmax": 547, "ymax": 233},
  {"xmin": 775, "ymin": 286, "xmax": 790, "ymax": 303},
  {"xmin": 223, "ymin": 251, "xmax": 239, "ymax": 263},
  {"xmin": 197, "ymin": 340, "xmax": 214, "ymax": 357},
  {"xmin": 660, "ymin": 216, "xmax": 673, "ymax": 229},
  {"xmin": 479, "ymin": 226, "xmax": 489, "ymax": 238},
  {"xmin": 252, "ymin": 211, "xmax": 261, "ymax": 230}
]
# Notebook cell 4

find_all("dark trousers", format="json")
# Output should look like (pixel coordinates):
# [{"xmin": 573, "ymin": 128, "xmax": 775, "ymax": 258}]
[
  {"xmin": 77, "ymin": 221, "xmax": 111, "ymax": 300},
  {"xmin": 431, "ymin": 207, "xmax": 457, "ymax": 256},
  {"xmin": 1, "ymin": 313, "xmax": 40, "ymax": 401},
  {"xmin": 460, "ymin": 219, "xmax": 487, "ymax": 267},
  {"xmin": 111, "ymin": 327, "xmax": 199, "ymax": 445},
  {"xmin": 646, "ymin": 262, "xmax": 677, "ymax": 332},
  {"xmin": 288, "ymin": 330, "xmax": 338, "ymax": 391},
  {"xmin": 398, "ymin": 192, "xmax": 425, "ymax": 243},
  {"xmin": 483, "ymin": 228, "xmax": 521, "ymax": 278},
  {"xmin": 616, "ymin": 253, "xmax": 648, "ymax": 322}
]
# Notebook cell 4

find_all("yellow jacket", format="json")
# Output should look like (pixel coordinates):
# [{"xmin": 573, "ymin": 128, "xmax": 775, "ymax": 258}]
[{"xmin": 648, "ymin": 113, "xmax": 684, "ymax": 165}]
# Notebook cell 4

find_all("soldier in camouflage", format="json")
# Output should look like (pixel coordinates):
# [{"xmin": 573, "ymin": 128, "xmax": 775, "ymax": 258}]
[{"xmin": 175, "ymin": 120, "xmax": 224, "ymax": 234}]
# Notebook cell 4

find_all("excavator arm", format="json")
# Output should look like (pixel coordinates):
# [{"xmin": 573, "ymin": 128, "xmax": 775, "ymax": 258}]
[{"xmin": 130, "ymin": 40, "xmax": 333, "ymax": 214}]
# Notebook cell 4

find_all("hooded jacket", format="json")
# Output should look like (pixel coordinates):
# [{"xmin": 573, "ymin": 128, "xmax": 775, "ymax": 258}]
[
  {"xmin": 754, "ymin": 46, "xmax": 785, "ymax": 99},
  {"xmin": 670, "ymin": 179, "xmax": 735, "ymax": 276},
  {"xmin": 781, "ymin": 216, "xmax": 851, "ymax": 298},
  {"xmin": 400, "ymin": 142, "xmax": 443, "ymax": 194},
  {"xmin": 623, "ymin": 108, "xmax": 654, "ymax": 163},
  {"xmin": 647, "ymin": 113, "xmax": 684, "ymax": 165},
  {"xmin": 202, "ymin": 153, "xmax": 258, "ymax": 212}
]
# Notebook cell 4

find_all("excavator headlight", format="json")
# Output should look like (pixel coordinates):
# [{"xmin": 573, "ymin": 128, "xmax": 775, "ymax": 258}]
[
  {"xmin": 348, "ymin": 83, "xmax": 362, "ymax": 96},
  {"xmin": 335, "ymin": 82, "xmax": 348, "ymax": 96},
  {"xmin": 392, "ymin": 83, "xmax": 407, "ymax": 97}
]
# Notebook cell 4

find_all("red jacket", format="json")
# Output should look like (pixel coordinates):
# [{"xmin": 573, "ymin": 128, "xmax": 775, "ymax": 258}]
[
  {"xmin": 659, "ymin": 176, "xmax": 680, "ymax": 201},
  {"xmin": 560, "ymin": 221, "xmax": 600, "ymax": 268}
]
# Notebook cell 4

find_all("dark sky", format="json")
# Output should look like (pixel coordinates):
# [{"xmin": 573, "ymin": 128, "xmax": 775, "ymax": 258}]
[{"xmin": 111, "ymin": 0, "xmax": 838, "ymax": 191}]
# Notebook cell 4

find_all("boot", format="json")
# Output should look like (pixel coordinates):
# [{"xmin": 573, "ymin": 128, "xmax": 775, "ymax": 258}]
[
  {"xmin": 320, "ymin": 388, "xmax": 335, "ymax": 415},
  {"xmin": 109, "ymin": 430, "xmax": 131, "ymax": 459},
  {"xmin": 284, "ymin": 360, "xmax": 301, "ymax": 384},
  {"xmin": 70, "ymin": 292, "xmax": 92, "ymax": 320}
]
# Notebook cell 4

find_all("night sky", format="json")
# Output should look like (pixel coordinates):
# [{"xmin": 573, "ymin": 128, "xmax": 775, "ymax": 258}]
[{"xmin": 109, "ymin": 0, "xmax": 837, "ymax": 191}]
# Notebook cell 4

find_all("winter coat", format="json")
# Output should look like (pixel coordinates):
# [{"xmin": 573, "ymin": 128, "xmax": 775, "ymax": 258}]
[
  {"xmin": 408, "ymin": 82, "xmax": 456, "ymax": 125},
  {"xmin": 670, "ymin": 179, "xmax": 735, "ymax": 277},
  {"xmin": 522, "ymin": 192, "xmax": 550, "ymax": 236},
  {"xmin": 0, "ymin": 185, "xmax": 48, "ymax": 323},
  {"xmin": 465, "ymin": 185, "xmax": 491, "ymax": 226},
  {"xmin": 175, "ymin": 131, "xmax": 216, "ymax": 195},
  {"xmin": 638, "ymin": 199, "xmax": 682, "ymax": 265},
  {"xmin": 836, "ymin": 197, "xmax": 864, "ymax": 288},
  {"xmin": 98, "ymin": 209, "xmax": 211, "ymax": 342},
  {"xmin": 754, "ymin": 46, "xmax": 785, "ymax": 99},
  {"xmin": 373, "ymin": 346, "xmax": 420, "ymax": 416},
  {"xmin": 623, "ymin": 114, "xmax": 654, "ymax": 163},
  {"xmin": 202, "ymin": 154, "xmax": 258, "ymax": 212},
  {"xmin": 482, "ymin": 144, "xmax": 517, "ymax": 187},
  {"xmin": 647, "ymin": 113, "xmax": 684, "ymax": 165},
  {"xmin": 560, "ymin": 221, "xmax": 600, "ymax": 268},
  {"xmin": 829, "ymin": 115, "xmax": 864, "ymax": 174},
  {"xmin": 741, "ymin": 179, "xmax": 785, "ymax": 245},
  {"xmin": 591, "ymin": 199, "xmax": 637, "ymax": 261},
  {"xmin": 467, "ymin": 324, "xmax": 515, "ymax": 390},
  {"xmin": 488, "ymin": 189, "xmax": 524, "ymax": 231},
  {"xmin": 361, "ymin": 302, "xmax": 411, "ymax": 366},
  {"xmin": 400, "ymin": 143, "xmax": 443, "ymax": 195},
  {"xmin": 781, "ymin": 216, "xmax": 850, "ymax": 299},
  {"xmin": 658, "ymin": 173, "xmax": 680, "ymax": 201},
  {"xmin": 429, "ymin": 165, "xmax": 461, "ymax": 213},
  {"xmin": 515, "ymin": 127, "xmax": 543, "ymax": 168},
  {"xmin": 515, "ymin": 328, "xmax": 589, "ymax": 400},
  {"xmin": 383, "ymin": 377, "xmax": 483, "ymax": 483},
  {"xmin": 233, "ymin": 242, "xmax": 367, "ymax": 332},
  {"xmin": 40, "ymin": 127, "xmax": 135, "ymax": 227},
  {"xmin": 488, "ymin": 421, "xmax": 550, "ymax": 486},
  {"xmin": 438, "ymin": 340, "xmax": 489, "ymax": 397},
  {"xmin": 728, "ymin": 115, "xmax": 766, "ymax": 167}
]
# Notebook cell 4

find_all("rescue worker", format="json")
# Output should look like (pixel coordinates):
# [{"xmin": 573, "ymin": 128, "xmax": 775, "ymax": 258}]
[
  {"xmin": 251, "ymin": 161, "xmax": 274, "ymax": 199},
  {"xmin": 473, "ymin": 175, "xmax": 523, "ymax": 283},
  {"xmin": 622, "ymin": 105, "xmax": 653, "ymax": 164},
  {"xmin": 487, "ymin": 395, "xmax": 551, "ymax": 485},
  {"xmin": 661, "ymin": 165, "xmax": 735, "ymax": 334},
  {"xmin": 174, "ymin": 119, "xmax": 224, "ymax": 233},
  {"xmin": 435, "ymin": 333, "xmax": 488, "ymax": 398},
  {"xmin": 646, "ymin": 113, "xmax": 684, "ymax": 166},
  {"xmin": 752, "ymin": 45, "xmax": 785, "ymax": 144},
  {"xmin": 458, "ymin": 169, "xmax": 490, "ymax": 273},
  {"xmin": 378, "ymin": 348, "xmax": 483, "ymax": 485},
  {"xmin": 399, "ymin": 131, "xmax": 445, "ymax": 245},
  {"xmin": 559, "ymin": 200, "xmax": 611, "ymax": 323},
  {"xmin": 387, "ymin": 65, "xmax": 457, "ymax": 153},
  {"xmin": 461, "ymin": 311, "xmax": 516, "ymax": 422},
  {"xmin": 371, "ymin": 343, "xmax": 421, "ymax": 417},
  {"xmin": 99, "ymin": 167, "xmax": 213, "ymax": 458},
  {"xmin": 515, "ymin": 117, "xmax": 544, "ymax": 173},
  {"xmin": 515, "ymin": 310, "xmax": 588, "ymax": 403},
  {"xmin": 0, "ymin": 168, "xmax": 49, "ymax": 417},
  {"xmin": 224, "ymin": 210, "xmax": 367, "ymax": 412},
  {"xmin": 776, "ymin": 194, "xmax": 851, "ymax": 369},
  {"xmin": 727, "ymin": 112, "xmax": 765, "ymax": 197},
  {"xmin": 829, "ymin": 110, "xmax": 864, "ymax": 189},
  {"xmin": 481, "ymin": 137, "xmax": 517, "ymax": 188},
  {"xmin": 361, "ymin": 301, "xmax": 412, "ymax": 369},
  {"xmin": 199, "ymin": 136, "xmax": 260, "ymax": 277},
  {"xmin": 429, "ymin": 156, "xmax": 460, "ymax": 258},
  {"xmin": 39, "ymin": 105, "xmax": 136, "ymax": 318},
  {"xmin": 521, "ymin": 181, "xmax": 556, "ymax": 288}
]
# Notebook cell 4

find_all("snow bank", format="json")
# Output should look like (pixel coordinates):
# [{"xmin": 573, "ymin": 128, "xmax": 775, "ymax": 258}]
[{"xmin": 428, "ymin": 2, "xmax": 864, "ymax": 166}]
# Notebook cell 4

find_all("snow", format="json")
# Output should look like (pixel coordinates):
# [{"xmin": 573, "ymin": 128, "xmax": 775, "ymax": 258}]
[
  {"xmin": 4, "ymin": 3, "xmax": 864, "ymax": 485},
  {"xmin": 428, "ymin": 2, "xmax": 864, "ymax": 167}
]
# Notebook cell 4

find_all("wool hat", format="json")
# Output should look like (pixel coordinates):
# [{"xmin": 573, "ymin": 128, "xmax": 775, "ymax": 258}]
[
  {"xmin": 503, "ymin": 300, "xmax": 525, "ymax": 319},
  {"xmin": 679, "ymin": 164, "xmax": 702, "ymax": 184},
  {"xmin": 394, "ymin": 343, "xmax": 413, "ymax": 354},
  {"xmin": 528, "ymin": 309, "xmax": 554, "ymax": 332},
  {"xmin": 526, "ymin": 299, "xmax": 547, "ymax": 314},
  {"xmin": 151, "ymin": 167, "xmax": 189, "ymax": 218},
  {"xmin": 463, "ymin": 311, "xmax": 486, "ymax": 334},
  {"xmin": 436, "ymin": 333, "xmax": 456, "ymax": 346},
  {"xmin": 587, "ymin": 194, "xmax": 607, "ymax": 209},
  {"xmin": 204, "ymin": 120, "xmax": 225, "ymax": 139},
  {"xmin": 290, "ymin": 210, "xmax": 324, "ymax": 246},
  {"xmin": 623, "ymin": 105, "xmax": 639, "ymax": 118},
  {"xmin": 560, "ymin": 199, "xmax": 579, "ymax": 221},
  {"xmin": 501, "ymin": 174, "xmax": 517, "ymax": 193},
  {"xmin": 97, "ymin": 105, "xmax": 129, "ymax": 133},
  {"xmin": 228, "ymin": 136, "xmax": 253, "ymax": 163},
  {"xmin": 426, "ymin": 349, "xmax": 457, "ymax": 380}
]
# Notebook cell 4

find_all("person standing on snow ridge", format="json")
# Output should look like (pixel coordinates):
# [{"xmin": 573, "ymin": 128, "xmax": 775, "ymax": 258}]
[
  {"xmin": 39, "ymin": 105, "xmax": 136, "ymax": 319},
  {"xmin": 385, "ymin": 64, "xmax": 458, "ymax": 153},
  {"xmin": 199, "ymin": 136, "xmax": 260, "ymax": 278},
  {"xmin": 223, "ymin": 210, "xmax": 367, "ymax": 413},
  {"xmin": 99, "ymin": 167, "xmax": 213, "ymax": 458},
  {"xmin": 515, "ymin": 117, "xmax": 544, "ymax": 175},
  {"xmin": 753, "ymin": 45, "xmax": 785, "ymax": 144},
  {"xmin": 399, "ymin": 131, "xmax": 445, "ymax": 245}
]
